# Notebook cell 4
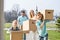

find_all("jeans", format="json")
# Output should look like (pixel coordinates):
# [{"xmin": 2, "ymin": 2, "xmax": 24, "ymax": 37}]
[
  {"xmin": 39, "ymin": 34, "xmax": 48, "ymax": 40},
  {"xmin": 23, "ymin": 33, "xmax": 26, "ymax": 40}
]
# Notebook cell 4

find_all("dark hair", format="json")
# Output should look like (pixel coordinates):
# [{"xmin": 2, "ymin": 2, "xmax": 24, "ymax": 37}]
[
  {"xmin": 21, "ymin": 10, "xmax": 26, "ymax": 13},
  {"xmin": 20, "ymin": 10, "xmax": 28, "ymax": 19},
  {"xmin": 36, "ymin": 12, "xmax": 44, "ymax": 22}
]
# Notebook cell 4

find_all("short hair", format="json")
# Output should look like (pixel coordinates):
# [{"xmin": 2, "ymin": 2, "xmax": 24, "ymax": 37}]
[{"xmin": 21, "ymin": 10, "xmax": 26, "ymax": 13}]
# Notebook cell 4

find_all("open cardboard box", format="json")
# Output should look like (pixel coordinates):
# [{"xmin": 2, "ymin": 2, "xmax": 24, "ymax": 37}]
[
  {"xmin": 41, "ymin": 9, "xmax": 54, "ymax": 20},
  {"xmin": 23, "ymin": 19, "xmax": 37, "ymax": 33},
  {"xmin": 10, "ymin": 31, "xmax": 23, "ymax": 40}
]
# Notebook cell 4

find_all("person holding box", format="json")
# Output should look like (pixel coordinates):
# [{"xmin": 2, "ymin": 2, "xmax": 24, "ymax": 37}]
[
  {"xmin": 10, "ymin": 20, "xmax": 20, "ymax": 31},
  {"xmin": 29, "ymin": 10, "xmax": 35, "ymax": 19},
  {"xmin": 17, "ymin": 10, "xmax": 28, "ymax": 40},
  {"xmin": 36, "ymin": 12, "xmax": 48, "ymax": 40}
]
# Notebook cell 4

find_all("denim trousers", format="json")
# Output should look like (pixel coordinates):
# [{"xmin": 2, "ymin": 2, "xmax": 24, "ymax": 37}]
[
  {"xmin": 39, "ymin": 34, "xmax": 48, "ymax": 40},
  {"xmin": 23, "ymin": 33, "xmax": 26, "ymax": 40}
]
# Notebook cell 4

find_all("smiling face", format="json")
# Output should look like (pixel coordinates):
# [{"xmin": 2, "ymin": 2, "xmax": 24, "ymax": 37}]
[
  {"xmin": 36, "ymin": 12, "xmax": 43, "ymax": 20},
  {"xmin": 12, "ymin": 20, "xmax": 17, "ymax": 28}
]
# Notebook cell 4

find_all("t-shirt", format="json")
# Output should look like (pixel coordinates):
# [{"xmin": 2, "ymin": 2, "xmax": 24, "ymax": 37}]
[
  {"xmin": 36, "ymin": 20, "xmax": 47, "ymax": 37},
  {"xmin": 17, "ymin": 16, "xmax": 28, "ymax": 25}
]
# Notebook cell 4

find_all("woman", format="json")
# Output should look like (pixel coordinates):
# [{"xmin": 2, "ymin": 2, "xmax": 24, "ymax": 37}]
[{"xmin": 36, "ymin": 12, "xmax": 48, "ymax": 40}]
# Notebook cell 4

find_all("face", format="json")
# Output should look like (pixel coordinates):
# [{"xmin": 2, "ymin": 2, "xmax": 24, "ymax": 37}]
[
  {"xmin": 30, "ymin": 11, "xmax": 34, "ymax": 15},
  {"xmin": 12, "ymin": 20, "xmax": 17, "ymax": 27},
  {"xmin": 36, "ymin": 14, "xmax": 42, "ymax": 20},
  {"xmin": 21, "ymin": 13, "xmax": 25, "ymax": 16}
]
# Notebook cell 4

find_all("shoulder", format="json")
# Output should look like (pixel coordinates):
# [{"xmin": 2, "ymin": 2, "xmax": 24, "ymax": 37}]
[
  {"xmin": 17, "ymin": 16, "xmax": 22, "ymax": 19},
  {"xmin": 18, "ymin": 16, "xmax": 22, "ymax": 18}
]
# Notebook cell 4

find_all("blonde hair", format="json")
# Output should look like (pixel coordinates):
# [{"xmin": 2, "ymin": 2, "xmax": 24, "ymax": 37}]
[{"xmin": 30, "ymin": 10, "xmax": 35, "ymax": 18}]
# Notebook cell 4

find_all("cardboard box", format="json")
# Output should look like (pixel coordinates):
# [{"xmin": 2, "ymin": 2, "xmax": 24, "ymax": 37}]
[
  {"xmin": 41, "ymin": 10, "xmax": 54, "ymax": 20},
  {"xmin": 23, "ymin": 19, "xmax": 37, "ymax": 32},
  {"xmin": 11, "ymin": 31, "xmax": 23, "ymax": 40}
]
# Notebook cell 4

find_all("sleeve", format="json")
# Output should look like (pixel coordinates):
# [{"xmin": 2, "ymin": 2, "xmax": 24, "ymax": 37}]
[
  {"xmin": 17, "ymin": 17, "xmax": 22, "ymax": 25},
  {"xmin": 36, "ymin": 21, "xmax": 41, "ymax": 28}
]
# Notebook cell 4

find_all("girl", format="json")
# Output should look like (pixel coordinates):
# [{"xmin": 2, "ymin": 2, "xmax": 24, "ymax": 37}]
[
  {"xmin": 29, "ymin": 10, "xmax": 35, "ymax": 19},
  {"xmin": 10, "ymin": 20, "xmax": 20, "ymax": 31},
  {"xmin": 36, "ymin": 12, "xmax": 48, "ymax": 40}
]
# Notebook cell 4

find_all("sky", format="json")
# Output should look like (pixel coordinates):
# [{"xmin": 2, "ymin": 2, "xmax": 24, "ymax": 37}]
[{"xmin": 4, "ymin": 0, "xmax": 60, "ymax": 16}]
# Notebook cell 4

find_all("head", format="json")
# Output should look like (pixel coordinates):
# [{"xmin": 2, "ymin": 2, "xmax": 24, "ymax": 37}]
[
  {"xmin": 30, "ymin": 10, "xmax": 35, "ymax": 18},
  {"xmin": 21, "ymin": 10, "xmax": 26, "ymax": 16},
  {"xmin": 36, "ymin": 12, "xmax": 43, "ymax": 21},
  {"xmin": 12, "ymin": 20, "xmax": 17, "ymax": 27}
]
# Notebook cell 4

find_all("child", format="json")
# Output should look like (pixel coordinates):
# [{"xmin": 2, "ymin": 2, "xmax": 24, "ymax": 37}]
[
  {"xmin": 29, "ymin": 10, "xmax": 35, "ymax": 19},
  {"xmin": 17, "ymin": 10, "xmax": 28, "ymax": 26},
  {"xmin": 36, "ymin": 12, "xmax": 48, "ymax": 40},
  {"xmin": 10, "ymin": 20, "xmax": 20, "ymax": 31},
  {"xmin": 17, "ymin": 10, "xmax": 28, "ymax": 40}
]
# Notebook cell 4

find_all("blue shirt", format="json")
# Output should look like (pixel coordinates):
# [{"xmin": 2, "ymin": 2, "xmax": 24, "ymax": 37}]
[
  {"xmin": 17, "ymin": 16, "xmax": 28, "ymax": 25},
  {"xmin": 36, "ymin": 20, "xmax": 48, "ymax": 37}
]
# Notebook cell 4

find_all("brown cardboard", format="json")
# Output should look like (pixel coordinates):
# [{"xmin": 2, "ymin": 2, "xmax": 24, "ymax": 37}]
[
  {"xmin": 41, "ymin": 10, "xmax": 54, "ymax": 20},
  {"xmin": 23, "ymin": 19, "xmax": 37, "ymax": 32},
  {"xmin": 11, "ymin": 31, "xmax": 23, "ymax": 40}
]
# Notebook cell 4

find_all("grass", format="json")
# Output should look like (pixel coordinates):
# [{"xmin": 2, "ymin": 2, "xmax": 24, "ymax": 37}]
[
  {"xmin": 4, "ymin": 30, "xmax": 10, "ymax": 40},
  {"xmin": 48, "ymin": 30, "xmax": 60, "ymax": 40},
  {"xmin": 4, "ymin": 22, "xmax": 57, "ymax": 28},
  {"xmin": 4, "ymin": 30, "xmax": 60, "ymax": 40},
  {"xmin": 4, "ymin": 23, "xmax": 12, "ymax": 28}
]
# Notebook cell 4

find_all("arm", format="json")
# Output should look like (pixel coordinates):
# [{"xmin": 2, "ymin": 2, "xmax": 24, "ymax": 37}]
[{"xmin": 40, "ymin": 21, "xmax": 44, "ymax": 29}]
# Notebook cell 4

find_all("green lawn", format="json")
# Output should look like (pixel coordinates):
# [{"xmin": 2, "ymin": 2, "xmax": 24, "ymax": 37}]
[
  {"xmin": 4, "ymin": 23, "xmax": 12, "ymax": 28},
  {"xmin": 4, "ymin": 22, "xmax": 57, "ymax": 28},
  {"xmin": 48, "ymin": 31, "xmax": 60, "ymax": 40},
  {"xmin": 4, "ymin": 30, "xmax": 60, "ymax": 40},
  {"xmin": 4, "ymin": 31, "xmax": 10, "ymax": 40}
]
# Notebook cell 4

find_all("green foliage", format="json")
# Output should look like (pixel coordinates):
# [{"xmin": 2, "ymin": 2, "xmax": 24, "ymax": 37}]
[{"xmin": 56, "ymin": 17, "xmax": 60, "ymax": 28}]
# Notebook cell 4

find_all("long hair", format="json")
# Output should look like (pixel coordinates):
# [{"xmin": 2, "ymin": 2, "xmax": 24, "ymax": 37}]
[
  {"xmin": 30, "ymin": 10, "xmax": 35, "ymax": 18},
  {"xmin": 36, "ymin": 12, "xmax": 44, "ymax": 22}
]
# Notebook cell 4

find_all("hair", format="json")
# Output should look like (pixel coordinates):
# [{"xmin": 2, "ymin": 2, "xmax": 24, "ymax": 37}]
[
  {"xmin": 36, "ymin": 12, "xmax": 44, "ymax": 21},
  {"xmin": 12, "ymin": 20, "xmax": 17, "ymax": 26},
  {"xmin": 21, "ymin": 10, "xmax": 26, "ymax": 13},
  {"xmin": 20, "ymin": 10, "xmax": 28, "ymax": 19},
  {"xmin": 30, "ymin": 10, "xmax": 35, "ymax": 18}
]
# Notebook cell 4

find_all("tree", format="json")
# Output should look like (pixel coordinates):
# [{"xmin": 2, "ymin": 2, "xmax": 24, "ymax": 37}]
[
  {"xmin": 56, "ymin": 16, "xmax": 60, "ymax": 31},
  {"xmin": 56, "ymin": 17, "xmax": 60, "ymax": 27}
]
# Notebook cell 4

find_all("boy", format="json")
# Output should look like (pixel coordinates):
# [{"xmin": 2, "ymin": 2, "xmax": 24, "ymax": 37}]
[{"xmin": 17, "ymin": 10, "xmax": 28, "ymax": 40}]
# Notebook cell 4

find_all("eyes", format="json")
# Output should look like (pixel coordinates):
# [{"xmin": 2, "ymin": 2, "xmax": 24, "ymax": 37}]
[{"xmin": 37, "ymin": 14, "xmax": 42, "ymax": 17}]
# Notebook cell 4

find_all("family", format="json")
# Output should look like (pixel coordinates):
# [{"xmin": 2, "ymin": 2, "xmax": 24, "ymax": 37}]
[{"xmin": 10, "ymin": 10, "xmax": 49, "ymax": 40}]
